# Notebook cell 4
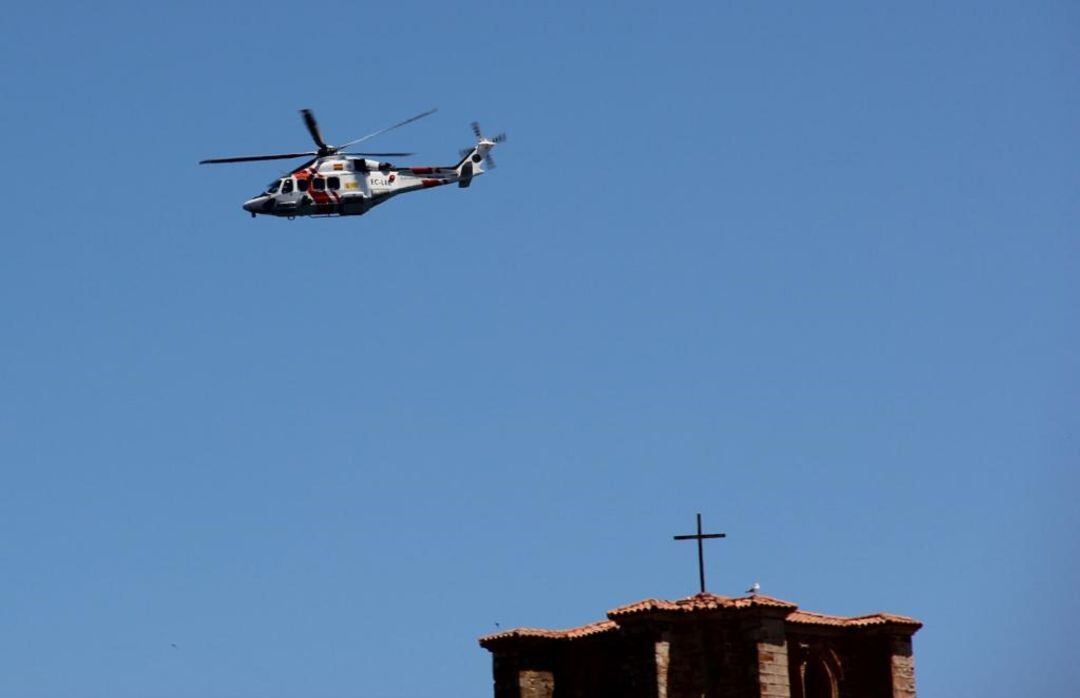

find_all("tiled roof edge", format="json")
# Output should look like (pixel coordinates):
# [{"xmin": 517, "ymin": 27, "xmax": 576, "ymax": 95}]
[
  {"xmin": 478, "ymin": 619, "xmax": 617, "ymax": 646},
  {"xmin": 607, "ymin": 593, "xmax": 798, "ymax": 618},
  {"xmin": 787, "ymin": 609, "xmax": 923, "ymax": 629},
  {"xmin": 479, "ymin": 594, "xmax": 922, "ymax": 648}
]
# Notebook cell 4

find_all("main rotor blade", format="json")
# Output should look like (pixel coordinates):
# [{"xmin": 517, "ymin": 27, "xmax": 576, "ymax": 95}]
[
  {"xmin": 337, "ymin": 108, "xmax": 438, "ymax": 150},
  {"xmin": 300, "ymin": 109, "xmax": 329, "ymax": 151},
  {"xmin": 344, "ymin": 151, "xmax": 415, "ymax": 157},
  {"xmin": 199, "ymin": 152, "xmax": 316, "ymax": 164}
]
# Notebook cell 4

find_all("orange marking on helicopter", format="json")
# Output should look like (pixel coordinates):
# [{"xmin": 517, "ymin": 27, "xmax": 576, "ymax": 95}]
[
  {"xmin": 308, "ymin": 184, "xmax": 331, "ymax": 205},
  {"xmin": 421, "ymin": 179, "xmax": 444, "ymax": 187}
]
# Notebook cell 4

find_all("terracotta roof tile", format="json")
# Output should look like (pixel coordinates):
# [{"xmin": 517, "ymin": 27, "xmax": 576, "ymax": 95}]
[
  {"xmin": 607, "ymin": 593, "xmax": 797, "ymax": 618},
  {"xmin": 786, "ymin": 610, "xmax": 849, "ymax": 626},
  {"xmin": 479, "ymin": 594, "xmax": 920, "ymax": 648},
  {"xmin": 478, "ymin": 619, "xmax": 616, "ymax": 646},
  {"xmin": 787, "ymin": 610, "xmax": 922, "ymax": 629},
  {"xmin": 726, "ymin": 594, "xmax": 799, "ymax": 610}
]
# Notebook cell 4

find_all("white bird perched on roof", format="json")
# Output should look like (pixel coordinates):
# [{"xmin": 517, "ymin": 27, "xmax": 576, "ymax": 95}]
[{"xmin": 746, "ymin": 581, "xmax": 760, "ymax": 595}]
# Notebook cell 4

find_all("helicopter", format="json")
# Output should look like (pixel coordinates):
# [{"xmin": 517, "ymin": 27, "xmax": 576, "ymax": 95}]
[{"xmin": 199, "ymin": 108, "xmax": 504, "ymax": 219}]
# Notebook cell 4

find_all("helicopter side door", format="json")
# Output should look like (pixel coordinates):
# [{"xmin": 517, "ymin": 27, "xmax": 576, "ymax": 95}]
[{"xmin": 273, "ymin": 176, "xmax": 302, "ymax": 214}]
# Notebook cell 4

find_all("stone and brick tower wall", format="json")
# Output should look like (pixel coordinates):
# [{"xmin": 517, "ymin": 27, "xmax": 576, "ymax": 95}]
[{"xmin": 479, "ymin": 593, "xmax": 921, "ymax": 698}]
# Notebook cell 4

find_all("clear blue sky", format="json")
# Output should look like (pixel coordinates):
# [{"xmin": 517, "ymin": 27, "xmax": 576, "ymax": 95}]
[{"xmin": 1, "ymin": 1, "xmax": 1076, "ymax": 696}]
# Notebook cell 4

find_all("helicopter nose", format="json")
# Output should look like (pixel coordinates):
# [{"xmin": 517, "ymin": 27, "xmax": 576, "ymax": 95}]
[{"xmin": 242, "ymin": 196, "xmax": 264, "ymax": 213}]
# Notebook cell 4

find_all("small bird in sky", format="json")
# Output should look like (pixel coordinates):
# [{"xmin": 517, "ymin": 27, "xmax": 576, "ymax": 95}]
[
  {"xmin": 170, "ymin": 643, "xmax": 178, "ymax": 649},
  {"xmin": 746, "ymin": 581, "xmax": 760, "ymax": 595}
]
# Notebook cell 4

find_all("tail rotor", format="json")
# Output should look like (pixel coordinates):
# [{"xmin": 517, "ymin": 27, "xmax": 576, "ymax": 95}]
[{"xmin": 468, "ymin": 121, "xmax": 506, "ymax": 169}]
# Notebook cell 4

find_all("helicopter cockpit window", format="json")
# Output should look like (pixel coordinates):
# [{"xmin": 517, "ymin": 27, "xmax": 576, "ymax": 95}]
[
  {"xmin": 312, "ymin": 178, "xmax": 326, "ymax": 191},
  {"xmin": 328, "ymin": 176, "xmax": 340, "ymax": 190},
  {"xmin": 297, "ymin": 178, "xmax": 309, "ymax": 192},
  {"xmin": 281, "ymin": 178, "xmax": 294, "ymax": 194},
  {"xmin": 266, "ymin": 180, "xmax": 281, "ymax": 194}
]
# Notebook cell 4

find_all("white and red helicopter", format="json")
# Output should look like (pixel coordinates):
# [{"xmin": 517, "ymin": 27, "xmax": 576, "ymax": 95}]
[{"xmin": 199, "ymin": 108, "xmax": 504, "ymax": 218}]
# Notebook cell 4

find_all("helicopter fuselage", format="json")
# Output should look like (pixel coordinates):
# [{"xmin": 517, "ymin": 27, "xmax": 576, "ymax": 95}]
[
  {"xmin": 242, "ymin": 150, "xmax": 486, "ymax": 219},
  {"xmin": 200, "ymin": 108, "xmax": 503, "ymax": 219}
]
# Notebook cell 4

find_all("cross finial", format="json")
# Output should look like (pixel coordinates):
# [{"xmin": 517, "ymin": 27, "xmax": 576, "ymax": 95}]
[{"xmin": 673, "ymin": 513, "xmax": 727, "ymax": 594}]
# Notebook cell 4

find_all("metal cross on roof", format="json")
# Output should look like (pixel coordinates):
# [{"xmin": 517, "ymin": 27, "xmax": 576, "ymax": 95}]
[{"xmin": 673, "ymin": 513, "xmax": 727, "ymax": 594}]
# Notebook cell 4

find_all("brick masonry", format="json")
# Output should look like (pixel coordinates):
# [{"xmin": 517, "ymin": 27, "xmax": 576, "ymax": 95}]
[
  {"xmin": 890, "ymin": 636, "xmax": 916, "ymax": 698},
  {"xmin": 753, "ymin": 617, "xmax": 792, "ymax": 698},
  {"xmin": 518, "ymin": 669, "xmax": 554, "ymax": 698}
]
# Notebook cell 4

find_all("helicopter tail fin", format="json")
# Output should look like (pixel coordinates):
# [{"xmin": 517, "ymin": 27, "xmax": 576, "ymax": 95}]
[
  {"xmin": 454, "ymin": 142, "xmax": 492, "ymax": 188},
  {"xmin": 453, "ymin": 122, "xmax": 504, "ymax": 186},
  {"xmin": 455, "ymin": 142, "xmax": 493, "ymax": 171},
  {"xmin": 454, "ymin": 146, "xmax": 479, "ymax": 171}
]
